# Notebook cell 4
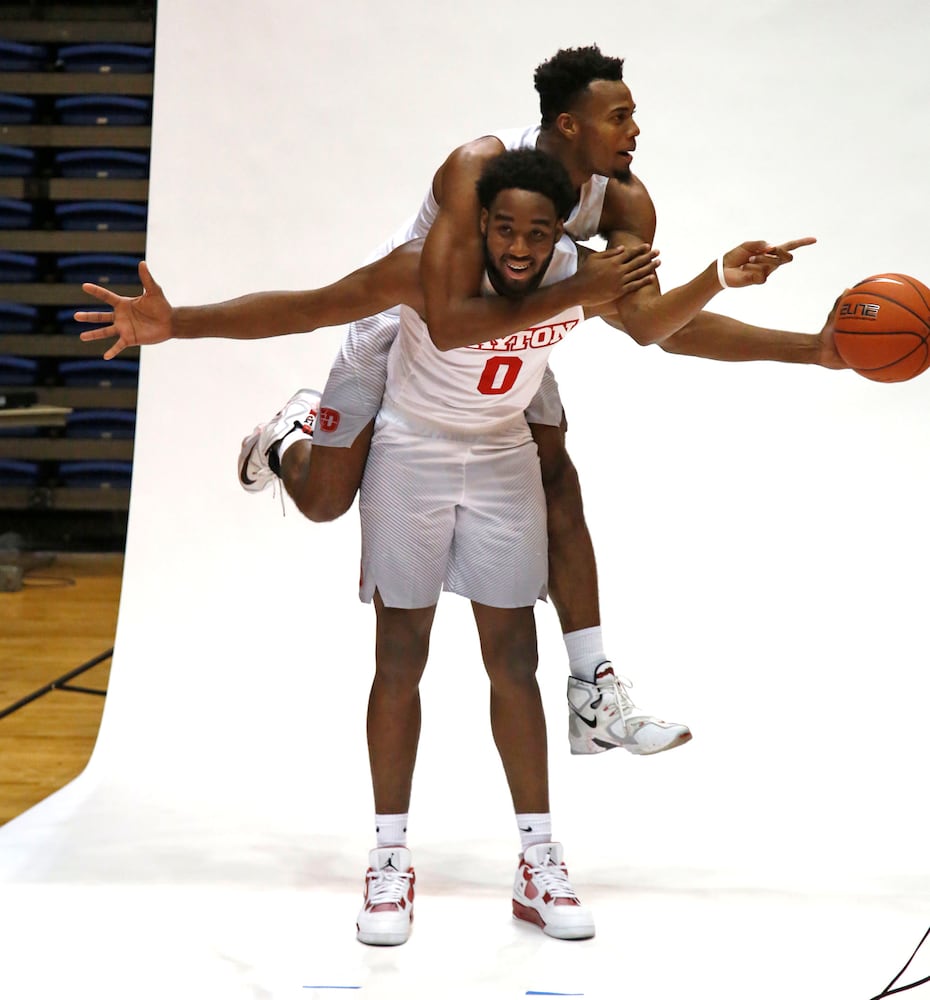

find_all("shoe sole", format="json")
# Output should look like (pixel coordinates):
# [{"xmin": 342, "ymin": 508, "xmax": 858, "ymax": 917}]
[
  {"xmin": 512, "ymin": 901, "xmax": 595, "ymax": 940},
  {"xmin": 622, "ymin": 729, "xmax": 693, "ymax": 756},
  {"xmin": 570, "ymin": 728, "xmax": 693, "ymax": 756},
  {"xmin": 356, "ymin": 917, "xmax": 413, "ymax": 947},
  {"xmin": 356, "ymin": 930, "xmax": 410, "ymax": 946}
]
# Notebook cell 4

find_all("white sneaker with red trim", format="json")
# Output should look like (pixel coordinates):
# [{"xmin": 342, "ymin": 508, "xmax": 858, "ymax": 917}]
[
  {"xmin": 512, "ymin": 842, "xmax": 594, "ymax": 940},
  {"xmin": 237, "ymin": 388, "xmax": 320, "ymax": 493},
  {"xmin": 356, "ymin": 846, "xmax": 415, "ymax": 946},
  {"xmin": 568, "ymin": 662, "xmax": 692, "ymax": 756}
]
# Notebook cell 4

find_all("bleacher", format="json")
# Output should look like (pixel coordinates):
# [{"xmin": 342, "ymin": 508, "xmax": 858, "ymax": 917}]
[{"xmin": 0, "ymin": 1, "xmax": 154, "ymax": 550}]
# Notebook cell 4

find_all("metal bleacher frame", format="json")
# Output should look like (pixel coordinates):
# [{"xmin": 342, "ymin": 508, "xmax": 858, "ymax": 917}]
[{"xmin": 0, "ymin": 2, "xmax": 154, "ymax": 542}]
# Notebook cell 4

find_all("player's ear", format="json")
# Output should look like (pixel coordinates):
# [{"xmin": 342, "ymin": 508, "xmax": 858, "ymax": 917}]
[
  {"xmin": 479, "ymin": 208, "xmax": 489, "ymax": 236},
  {"xmin": 555, "ymin": 111, "xmax": 577, "ymax": 140},
  {"xmin": 554, "ymin": 220, "xmax": 564, "ymax": 242}
]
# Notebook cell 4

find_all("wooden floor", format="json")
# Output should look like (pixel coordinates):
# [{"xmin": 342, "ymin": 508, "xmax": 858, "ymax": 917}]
[{"xmin": 0, "ymin": 553, "xmax": 121, "ymax": 827}]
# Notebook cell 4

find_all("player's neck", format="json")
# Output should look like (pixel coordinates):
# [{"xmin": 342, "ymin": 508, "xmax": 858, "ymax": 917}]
[{"xmin": 535, "ymin": 128, "xmax": 592, "ymax": 194}]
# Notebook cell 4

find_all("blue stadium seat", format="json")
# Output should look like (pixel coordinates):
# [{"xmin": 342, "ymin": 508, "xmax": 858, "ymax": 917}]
[
  {"xmin": 55, "ymin": 200, "xmax": 148, "ymax": 231},
  {"xmin": 0, "ymin": 460, "xmax": 41, "ymax": 486},
  {"xmin": 0, "ymin": 303, "xmax": 38, "ymax": 333},
  {"xmin": 57, "ymin": 359, "xmax": 139, "ymax": 387},
  {"xmin": 56, "ymin": 254, "xmax": 140, "ymax": 284},
  {"xmin": 0, "ymin": 252, "xmax": 40, "ymax": 282},
  {"xmin": 58, "ymin": 460, "xmax": 133, "ymax": 487},
  {"xmin": 55, "ymin": 149, "xmax": 149, "ymax": 179},
  {"xmin": 0, "ymin": 94, "xmax": 38, "ymax": 124},
  {"xmin": 0, "ymin": 145, "xmax": 36, "ymax": 178},
  {"xmin": 56, "ymin": 44, "xmax": 154, "ymax": 74},
  {"xmin": 0, "ymin": 198, "xmax": 34, "ymax": 229},
  {"xmin": 65, "ymin": 409, "xmax": 136, "ymax": 439},
  {"xmin": 0, "ymin": 41, "xmax": 48, "ymax": 71},
  {"xmin": 54, "ymin": 95, "xmax": 151, "ymax": 125},
  {"xmin": 0, "ymin": 356, "xmax": 38, "ymax": 385},
  {"xmin": 0, "ymin": 421, "xmax": 39, "ymax": 439}
]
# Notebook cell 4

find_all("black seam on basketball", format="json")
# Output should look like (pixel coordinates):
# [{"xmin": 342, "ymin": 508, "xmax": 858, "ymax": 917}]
[
  {"xmin": 896, "ymin": 274, "xmax": 930, "ymax": 315},
  {"xmin": 834, "ymin": 335, "xmax": 929, "ymax": 377},
  {"xmin": 835, "ymin": 329, "xmax": 926, "ymax": 341},
  {"xmin": 839, "ymin": 341, "xmax": 929, "ymax": 373},
  {"xmin": 873, "ymin": 344, "xmax": 927, "ymax": 373}
]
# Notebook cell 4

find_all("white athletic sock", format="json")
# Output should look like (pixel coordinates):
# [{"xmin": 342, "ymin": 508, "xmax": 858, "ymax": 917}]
[
  {"xmin": 564, "ymin": 626, "xmax": 608, "ymax": 682},
  {"xmin": 516, "ymin": 812, "xmax": 552, "ymax": 851},
  {"xmin": 276, "ymin": 427, "xmax": 310, "ymax": 462},
  {"xmin": 375, "ymin": 813, "xmax": 408, "ymax": 847}
]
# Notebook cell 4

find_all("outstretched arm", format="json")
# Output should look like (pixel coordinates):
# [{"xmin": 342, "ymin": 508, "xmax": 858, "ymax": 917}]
[
  {"xmin": 76, "ymin": 249, "xmax": 425, "ymax": 359},
  {"xmin": 605, "ymin": 232, "xmax": 818, "ymax": 345},
  {"xmin": 592, "ymin": 272, "xmax": 847, "ymax": 369},
  {"xmin": 656, "ymin": 296, "xmax": 847, "ymax": 368}
]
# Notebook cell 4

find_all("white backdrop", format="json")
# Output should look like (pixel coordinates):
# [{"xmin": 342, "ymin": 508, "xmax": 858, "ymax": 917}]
[{"xmin": 1, "ymin": 2, "xmax": 929, "ymax": 998}]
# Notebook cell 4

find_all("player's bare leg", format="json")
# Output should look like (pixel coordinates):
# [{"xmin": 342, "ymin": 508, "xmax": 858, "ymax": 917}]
[
  {"xmin": 471, "ymin": 600, "xmax": 594, "ymax": 940},
  {"xmin": 367, "ymin": 593, "xmax": 434, "ymax": 814},
  {"xmin": 531, "ymin": 418, "xmax": 600, "ymax": 633},
  {"xmin": 356, "ymin": 592, "xmax": 434, "ymax": 947},
  {"xmin": 237, "ymin": 388, "xmax": 372, "ymax": 523},
  {"xmin": 531, "ymin": 418, "xmax": 692, "ymax": 757},
  {"xmin": 281, "ymin": 419, "xmax": 373, "ymax": 522},
  {"xmin": 471, "ymin": 602, "xmax": 549, "ymax": 813}
]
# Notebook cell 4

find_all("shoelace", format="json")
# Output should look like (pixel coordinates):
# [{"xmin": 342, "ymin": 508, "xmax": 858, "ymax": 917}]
[
  {"xmin": 366, "ymin": 866, "xmax": 413, "ymax": 907},
  {"xmin": 258, "ymin": 439, "xmax": 288, "ymax": 516},
  {"xmin": 614, "ymin": 674, "xmax": 639, "ymax": 717},
  {"xmin": 597, "ymin": 664, "xmax": 640, "ymax": 720},
  {"xmin": 526, "ymin": 856, "xmax": 579, "ymax": 902}
]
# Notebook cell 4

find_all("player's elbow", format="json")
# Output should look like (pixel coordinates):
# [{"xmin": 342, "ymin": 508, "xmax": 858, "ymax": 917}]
[
  {"xmin": 657, "ymin": 331, "xmax": 690, "ymax": 355},
  {"xmin": 614, "ymin": 306, "xmax": 668, "ymax": 347},
  {"xmin": 628, "ymin": 310, "xmax": 689, "ymax": 348},
  {"xmin": 625, "ymin": 321, "xmax": 668, "ymax": 348}
]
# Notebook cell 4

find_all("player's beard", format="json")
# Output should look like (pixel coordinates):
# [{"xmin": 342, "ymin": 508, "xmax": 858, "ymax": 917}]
[
  {"xmin": 484, "ymin": 244, "xmax": 555, "ymax": 299},
  {"xmin": 613, "ymin": 167, "xmax": 633, "ymax": 184}
]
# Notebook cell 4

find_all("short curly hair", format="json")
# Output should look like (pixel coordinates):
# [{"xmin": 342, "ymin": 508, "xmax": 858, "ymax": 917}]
[
  {"xmin": 534, "ymin": 45, "xmax": 625, "ymax": 128},
  {"xmin": 476, "ymin": 148, "xmax": 576, "ymax": 222}
]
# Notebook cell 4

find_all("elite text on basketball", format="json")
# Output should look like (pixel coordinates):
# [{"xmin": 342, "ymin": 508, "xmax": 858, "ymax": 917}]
[{"xmin": 839, "ymin": 302, "xmax": 880, "ymax": 321}]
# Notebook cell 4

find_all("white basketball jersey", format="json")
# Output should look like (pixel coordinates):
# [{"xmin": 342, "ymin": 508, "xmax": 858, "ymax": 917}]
[
  {"xmin": 370, "ymin": 126, "xmax": 610, "ymax": 261},
  {"xmin": 381, "ymin": 237, "xmax": 583, "ymax": 436}
]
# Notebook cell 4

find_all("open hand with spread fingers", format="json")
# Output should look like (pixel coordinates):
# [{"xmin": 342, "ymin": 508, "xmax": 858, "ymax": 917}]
[{"xmin": 75, "ymin": 261, "xmax": 173, "ymax": 359}]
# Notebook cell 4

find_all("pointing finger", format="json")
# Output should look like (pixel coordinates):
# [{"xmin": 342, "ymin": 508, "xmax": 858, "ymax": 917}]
[{"xmin": 777, "ymin": 236, "xmax": 817, "ymax": 252}]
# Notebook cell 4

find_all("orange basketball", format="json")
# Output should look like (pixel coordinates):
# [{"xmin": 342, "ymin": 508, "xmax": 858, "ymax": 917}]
[{"xmin": 833, "ymin": 273, "xmax": 930, "ymax": 382}]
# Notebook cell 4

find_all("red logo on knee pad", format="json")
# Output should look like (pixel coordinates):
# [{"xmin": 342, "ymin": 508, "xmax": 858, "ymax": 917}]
[{"xmin": 318, "ymin": 407, "xmax": 340, "ymax": 432}]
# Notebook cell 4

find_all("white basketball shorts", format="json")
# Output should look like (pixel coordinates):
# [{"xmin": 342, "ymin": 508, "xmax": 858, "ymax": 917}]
[
  {"xmin": 358, "ymin": 412, "xmax": 548, "ymax": 609},
  {"xmin": 314, "ymin": 311, "xmax": 565, "ymax": 449}
]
